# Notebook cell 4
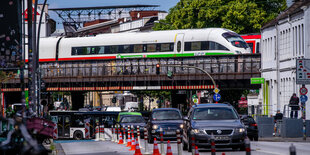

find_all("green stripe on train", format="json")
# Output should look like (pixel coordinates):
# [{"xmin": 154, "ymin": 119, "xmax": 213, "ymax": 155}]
[
  {"xmin": 120, "ymin": 55, "xmax": 143, "ymax": 58},
  {"xmin": 205, "ymin": 53, "xmax": 234, "ymax": 55}
]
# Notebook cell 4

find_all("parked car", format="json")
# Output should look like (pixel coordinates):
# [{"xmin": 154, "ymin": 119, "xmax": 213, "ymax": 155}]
[
  {"xmin": 240, "ymin": 115, "xmax": 258, "ymax": 141},
  {"xmin": 182, "ymin": 103, "xmax": 247, "ymax": 152},
  {"xmin": 146, "ymin": 108, "xmax": 183, "ymax": 143}
]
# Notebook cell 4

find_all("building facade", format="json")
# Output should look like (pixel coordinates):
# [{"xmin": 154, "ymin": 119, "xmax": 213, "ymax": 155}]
[{"xmin": 260, "ymin": 0, "xmax": 310, "ymax": 119}]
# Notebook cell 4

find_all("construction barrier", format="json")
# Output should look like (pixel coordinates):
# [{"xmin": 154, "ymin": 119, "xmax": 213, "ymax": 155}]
[
  {"xmin": 191, "ymin": 131, "xmax": 195, "ymax": 154},
  {"xmin": 160, "ymin": 128, "xmax": 165, "ymax": 155},
  {"xmin": 53, "ymin": 123, "xmax": 58, "ymax": 139},
  {"xmin": 176, "ymin": 129, "xmax": 182, "ymax": 155},
  {"xmin": 95, "ymin": 125, "xmax": 100, "ymax": 141},
  {"xmin": 84, "ymin": 119, "xmax": 90, "ymax": 139},
  {"xmin": 123, "ymin": 125, "xmax": 127, "ymax": 145},
  {"xmin": 144, "ymin": 127, "xmax": 150, "ymax": 154},
  {"xmin": 210, "ymin": 133, "xmax": 216, "ymax": 155},
  {"xmin": 245, "ymin": 137, "xmax": 251, "ymax": 155},
  {"xmin": 100, "ymin": 125, "xmax": 105, "ymax": 141},
  {"xmin": 194, "ymin": 146, "xmax": 199, "ymax": 155},
  {"xmin": 127, "ymin": 125, "xmax": 132, "ymax": 147},
  {"xmin": 137, "ymin": 126, "xmax": 142, "ymax": 148},
  {"xmin": 290, "ymin": 143, "xmax": 296, "ymax": 155},
  {"xmin": 130, "ymin": 133, "xmax": 136, "ymax": 151}
]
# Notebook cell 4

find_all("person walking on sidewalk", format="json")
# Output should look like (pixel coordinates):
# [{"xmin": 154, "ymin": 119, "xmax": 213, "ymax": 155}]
[{"xmin": 289, "ymin": 93, "xmax": 299, "ymax": 118}]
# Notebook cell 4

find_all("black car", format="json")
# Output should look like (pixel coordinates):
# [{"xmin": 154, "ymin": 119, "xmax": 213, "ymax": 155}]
[
  {"xmin": 240, "ymin": 115, "xmax": 258, "ymax": 141},
  {"xmin": 147, "ymin": 108, "xmax": 183, "ymax": 143},
  {"xmin": 182, "ymin": 103, "xmax": 247, "ymax": 152},
  {"xmin": 117, "ymin": 115, "xmax": 146, "ymax": 138}
]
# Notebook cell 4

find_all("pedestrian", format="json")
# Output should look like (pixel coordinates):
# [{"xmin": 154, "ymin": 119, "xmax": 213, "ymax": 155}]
[
  {"xmin": 273, "ymin": 110, "xmax": 283, "ymax": 136},
  {"xmin": 289, "ymin": 93, "xmax": 299, "ymax": 118}
]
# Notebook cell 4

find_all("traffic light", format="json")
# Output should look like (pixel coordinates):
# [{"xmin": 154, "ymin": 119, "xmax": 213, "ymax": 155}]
[
  {"xmin": 156, "ymin": 64, "xmax": 160, "ymax": 75},
  {"xmin": 40, "ymin": 80, "xmax": 46, "ymax": 91},
  {"xmin": 112, "ymin": 97, "xmax": 116, "ymax": 103}
]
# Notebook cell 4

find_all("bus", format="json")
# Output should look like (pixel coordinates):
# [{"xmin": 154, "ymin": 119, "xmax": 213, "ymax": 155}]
[
  {"xmin": 49, "ymin": 111, "xmax": 119, "ymax": 139},
  {"xmin": 241, "ymin": 34, "xmax": 261, "ymax": 54},
  {"xmin": 49, "ymin": 110, "xmax": 151, "ymax": 140}
]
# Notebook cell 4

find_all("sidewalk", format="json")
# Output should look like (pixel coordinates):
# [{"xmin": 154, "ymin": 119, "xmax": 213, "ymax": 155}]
[{"xmin": 259, "ymin": 136, "xmax": 310, "ymax": 142}]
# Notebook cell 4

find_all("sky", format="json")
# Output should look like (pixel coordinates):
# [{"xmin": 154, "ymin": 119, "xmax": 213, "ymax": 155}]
[{"xmin": 38, "ymin": 0, "xmax": 180, "ymax": 30}]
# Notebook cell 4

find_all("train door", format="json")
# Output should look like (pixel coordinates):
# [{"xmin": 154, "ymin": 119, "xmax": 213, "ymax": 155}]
[{"xmin": 174, "ymin": 33, "xmax": 184, "ymax": 55}]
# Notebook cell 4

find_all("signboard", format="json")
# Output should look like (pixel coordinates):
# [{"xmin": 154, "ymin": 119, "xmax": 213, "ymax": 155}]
[
  {"xmin": 213, "ymin": 94, "xmax": 221, "ymax": 102},
  {"xmin": 213, "ymin": 88, "xmax": 220, "ymax": 94},
  {"xmin": 300, "ymin": 95, "xmax": 308, "ymax": 103},
  {"xmin": 296, "ymin": 59, "xmax": 310, "ymax": 84},
  {"xmin": 300, "ymin": 87, "xmax": 308, "ymax": 95},
  {"xmin": 251, "ymin": 78, "xmax": 265, "ymax": 84},
  {"xmin": 238, "ymin": 100, "xmax": 248, "ymax": 108}
]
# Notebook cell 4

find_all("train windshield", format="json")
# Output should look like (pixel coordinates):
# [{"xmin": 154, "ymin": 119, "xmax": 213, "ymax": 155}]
[{"xmin": 222, "ymin": 32, "xmax": 249, "ymax": 49}]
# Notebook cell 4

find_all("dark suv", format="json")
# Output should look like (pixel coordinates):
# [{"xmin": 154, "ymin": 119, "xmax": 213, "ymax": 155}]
[
  {"xmin": 147, "ymin": 108, "xmax": 183, "ymax": 143},
  {"xmin": 240, "ymin": 115, "xmax": 258, "ymax": 141},
  {"xmin": 182, "ymin": 103, "xmax": 247, "ymax": 152}
]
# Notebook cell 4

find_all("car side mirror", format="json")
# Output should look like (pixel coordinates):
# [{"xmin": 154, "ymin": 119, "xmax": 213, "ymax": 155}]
[{"xmin": 183, "ymin": 116, "xmax": 189, "ymax": 121}]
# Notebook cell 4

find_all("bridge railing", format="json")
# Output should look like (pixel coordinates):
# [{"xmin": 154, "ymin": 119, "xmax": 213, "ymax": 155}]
[{"xmin": 26, "ymin": 54, "xmax": 260, "ymax": 78}]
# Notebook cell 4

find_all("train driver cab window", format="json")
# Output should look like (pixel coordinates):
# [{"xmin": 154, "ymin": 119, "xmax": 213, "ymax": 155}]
[
  {"xmin": 209, "ymin": 41, "xmax": 229, "ymax": 50},
  {"xmin": 247, "ymin": 42, "xmax": 254, "ymax": 53},
  {"xmin": 256, "ymin": 42, "xmax": 260, "ymax": 53},
  {"xmin": 222, "ymin": 32, "xmax": 249, "ymax": 49}
]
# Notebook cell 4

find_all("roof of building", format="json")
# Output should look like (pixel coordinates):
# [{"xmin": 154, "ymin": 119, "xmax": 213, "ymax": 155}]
[
  {"xmin": 261, "ymin": 0, "xmax": 310, "ymax": 29},
  {"xmin": 49, "ymin": 5, "xmax": 160, "ymax": 11}
]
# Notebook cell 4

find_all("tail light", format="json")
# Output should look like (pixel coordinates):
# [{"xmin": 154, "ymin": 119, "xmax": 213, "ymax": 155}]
[{"xmin": 250, "ymin": 123, "xmax": 257, "ymax": 127}]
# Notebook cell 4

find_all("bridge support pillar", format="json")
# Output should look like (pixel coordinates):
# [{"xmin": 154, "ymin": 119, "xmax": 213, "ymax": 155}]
[{"xmin": 71, "ymin": 91, "xmax": 85, "ymax": 110}]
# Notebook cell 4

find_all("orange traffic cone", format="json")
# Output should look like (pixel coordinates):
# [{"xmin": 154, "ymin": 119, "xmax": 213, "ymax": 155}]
[
  {"xmin": 166, "ymin": 140, "xmax": 172, "ymax": 155},
  {"xmin": 153, "ymin": 138, "xmax": 160, "ymax": 155},
  {"xmin": 126, "ymin": 132, "xmax": 132, "ymax": 147},
  {"xmin": 118, "ymin": 132, "xmax": 124, "ymax": 144},
  {"xmin": 194, "ymin": 146, "xmax": 199, "ymax": 155},
  {"xmin": 129, "ymin": 137, "xmax": 136, "ymax": 151},
  {"xmin": 134, "ymin": 138, "xmax": 142, "ymax": 155}
]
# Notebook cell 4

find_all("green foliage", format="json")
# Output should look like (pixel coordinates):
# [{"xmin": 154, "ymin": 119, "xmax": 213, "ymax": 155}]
[{"xmin": 153, "ymin": 0, "xmax": 286, "ymax": 34}]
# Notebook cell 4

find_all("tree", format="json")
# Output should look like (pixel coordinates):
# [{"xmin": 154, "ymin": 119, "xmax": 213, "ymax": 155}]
[{"xmin": 153, "ymin": 0, "xmax": 286, "ymax": 34}]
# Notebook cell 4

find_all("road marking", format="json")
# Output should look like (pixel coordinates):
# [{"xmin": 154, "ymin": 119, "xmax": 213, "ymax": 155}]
[{"xmin": 255, "ymin": 149, "xmax": 284, "ymax": 155}]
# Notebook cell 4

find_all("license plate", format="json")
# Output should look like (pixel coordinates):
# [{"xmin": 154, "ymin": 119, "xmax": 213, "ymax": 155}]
[
  {"xmin": 214, "ymin": 136, "xmax": 229, "ymax": 141},
  {"xmin": 164, "ymin": 131, "xmax": 175, "ymax": 135}
]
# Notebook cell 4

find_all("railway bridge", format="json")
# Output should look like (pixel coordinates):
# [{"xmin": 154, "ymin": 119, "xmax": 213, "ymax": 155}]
[{"xmin": 3, "ymin": 54, "xmax": 261, "ymax": 109}]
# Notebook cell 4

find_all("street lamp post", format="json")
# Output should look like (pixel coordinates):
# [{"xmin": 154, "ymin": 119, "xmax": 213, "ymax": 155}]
[{"xmin": 161, "ymin": 64, "xmax": 217, "ymax": 90}]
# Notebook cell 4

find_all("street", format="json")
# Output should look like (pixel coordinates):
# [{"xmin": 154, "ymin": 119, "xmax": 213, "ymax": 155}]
[{"xmin": 56, "ymin": 139, "xmax": 310, "ymax": 155}]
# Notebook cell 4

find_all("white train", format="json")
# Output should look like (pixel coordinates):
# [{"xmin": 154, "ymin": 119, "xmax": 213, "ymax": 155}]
[{"xmin": 29, "ymin": 28, "xmax": 251, "ymax": 62}]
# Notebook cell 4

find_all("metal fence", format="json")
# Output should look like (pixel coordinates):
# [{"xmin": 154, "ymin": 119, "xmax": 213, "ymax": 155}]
[{"xmin": 33, "ymin": 54, "xmax": 260, "ymax": 78}]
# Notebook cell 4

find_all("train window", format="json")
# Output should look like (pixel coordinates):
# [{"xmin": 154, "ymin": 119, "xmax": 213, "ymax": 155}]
[
  {"xmin": 185, "ymin": 42, "xmax": 191, "ymax": 51},
  {"xmin": 201, "ymin": 41, "xmax": 208, "ymax": 50},
  {"xmin": 111, "ymin": 45, "xmax": 119, "ymax": 54},
  {"xmin": 143, "ymin": 45, "xmax": 147, "ymax": 52},
  {"xmin": 97, "ymin": 46, "xmax": 105, "ymax": 54},
  {"xmin": 247, "ymin": 43, "xmax": 254, "ymax": 53},
  {"xmin": 256, "ymin": 42, "xmax": 260, "ymax": 53},
  {"xmin": 104, "ymin": 46, "xmax": 111, "ymax": 54},
  {"xmin": 134, "ymin": 44, "xmax": 143, "ymax": 53},
  {"xmin": 147, "ymin": 44, "xmax": 157, "ymax": 52},
  {"xmin": 160, "ymin": 43, "xmax": 171, "ymax": 52},
  {"xmin": 123, "ymin": 45, "xmax": 132, "ymax": 53},
  {"xmin": 191, "ymin": 42, "xmax": 201, "ymax": 51},
  {"xmin": 209, "ymin": 41, "xmax": 229, "ymax": 50},
  {"xmin": 118, "ymin": 45, "xmax": 124, "ymax": 53},
  {"xmin": 222, "ymin": 32, "xmax": 249, "ymax": 49}
]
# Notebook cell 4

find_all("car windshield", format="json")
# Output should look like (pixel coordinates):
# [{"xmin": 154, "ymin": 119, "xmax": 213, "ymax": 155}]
[
  {"xmin": 152, "ymin": 110, "xmax": 182, "ymax": 120},
  {"xmin": 120, "ymin": 116, "xmax": 145, "ymax": 123},
  {"xmin": 193, "ymin": 107, "xmax": 238, "ymax": 120},
  {"xmin": 222, "ymin": 32, "xmax": 249, "ymax": 49}
]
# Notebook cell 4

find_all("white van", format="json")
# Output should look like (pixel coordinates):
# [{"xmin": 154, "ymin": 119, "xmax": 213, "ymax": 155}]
[
  {"xmin": 124, "ymin": 102, "xmax": 139, "ymax": 111},
  {"xmin": 105, "ymin": 106, "xmax": 121, "ymax": 111}
]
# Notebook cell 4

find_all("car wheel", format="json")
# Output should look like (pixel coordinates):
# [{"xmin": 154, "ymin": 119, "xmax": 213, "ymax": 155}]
[
  {"xmin": 182, "ymin": 138, "xmax": 188, "ymax": 151},
  {"xmin": 73, "ymin": 130, "xmax": 83, "ymax": 140},
  {"xmin": 187, "ymin": 135, "xmax": 192, "ymax": 152},
  {"xmin": 239, "ymin": 144, "xmax": 246, "ymax": 151},
  {"xmin": 148, "ymin": 134, "xmax": 154, "ymax": 144}
]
